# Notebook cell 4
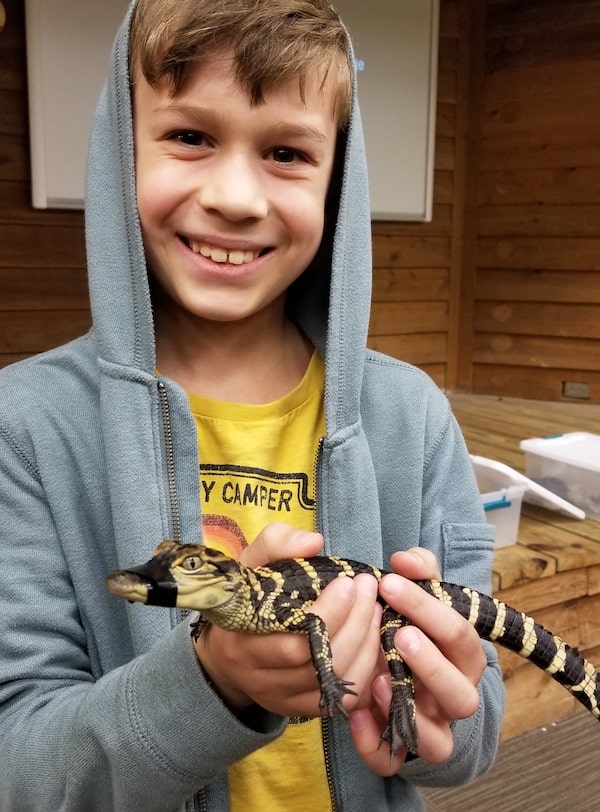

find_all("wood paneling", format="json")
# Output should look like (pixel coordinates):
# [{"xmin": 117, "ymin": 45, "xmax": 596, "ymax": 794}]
[
  {"xmin": 475, "ymin": 302, "xmax": 600, "ymax": 339},
  {"xmin": 448, "ymin": 0, "xmax": 485, "ymax": 391},
  {"xmin": 0, "ymin": 266, "xmax": 88, "ymax": 310},
  {"xmin": 2, "ymin": 0, "xmax": 463, "ymax": 376},
  {"xmin": 472, "ymin": 365, "xmax": 600, "ymax": 403},
  {"xmin": 450, "ymin": 392, "xmax": 600, "ymax": 738},
  {"xmin": 478, "ymin": 205, "xmax": 600, "ymax": 238},
  {"xmin": 368, "ymin": 333, "xmax": 448, "ymax": 370},
  {"xmin": 2, "ymin": 0, "xmax": 599, "ymax": 403},
  {"xmin": 0, "ymin": 0, "xmax": 89, "ymax": 370},
  {"xmin": 367, "ymin": 0, "xmax": 471, "ymax": 388},
  {"xmin": 472, "ymin": 0, "xmax": 600, "ymax": 402},
  {"xmin": 476, "ymin": 269, "xmax": 600, "ymax": 303}
]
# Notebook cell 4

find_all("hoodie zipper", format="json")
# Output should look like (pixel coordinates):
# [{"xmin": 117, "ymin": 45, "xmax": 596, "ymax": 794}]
[
  {"xmin": 314, "ymin": 437, "xmax": 339, "ymax": 811},
  {"xmin": 160, "ymin": 410, "xmax": 333, "ymax": 811},
  {"xmin": 158, "ymin": 381, "xmax": 209, "ymax": 812},
  {"xmin": 322, "ymin": 718, "xmax": 339, "ymax": 812},
  {"xmin": 313, "ymin": 437, "xmax": 325, "ymax": 535},
  {"xmin": 157, "ymin": 380, "xmax": 182, "ymax": 541}
]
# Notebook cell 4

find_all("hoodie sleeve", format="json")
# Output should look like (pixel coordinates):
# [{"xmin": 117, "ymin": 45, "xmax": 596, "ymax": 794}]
[
  {"xmin": 399, "ymin": 395, "xmax": 505, "ymax": 786},
  {"xmin": 0, "ymin": 425, "xmax": 285, "ymax": 812}
]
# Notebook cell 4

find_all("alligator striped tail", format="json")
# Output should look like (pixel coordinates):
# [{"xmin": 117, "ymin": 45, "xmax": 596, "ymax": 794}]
[{"xmin": 422, "ymin": 580, "xmax": 600, "ymax": 720}]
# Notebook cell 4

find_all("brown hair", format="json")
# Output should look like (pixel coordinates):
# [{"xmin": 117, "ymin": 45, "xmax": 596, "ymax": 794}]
[{"xmin": 129, "ymin": 0, "xmax": 353, "ymax": 127}]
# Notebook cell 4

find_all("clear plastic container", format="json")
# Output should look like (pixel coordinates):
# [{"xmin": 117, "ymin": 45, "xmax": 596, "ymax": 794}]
[
  {"xmin": 471, "ymin": 456, "xmax": 526, "ymax": 548},
  {"xmin": 520, "ymin": 433, "xmax": 600, "ymax": 520}
]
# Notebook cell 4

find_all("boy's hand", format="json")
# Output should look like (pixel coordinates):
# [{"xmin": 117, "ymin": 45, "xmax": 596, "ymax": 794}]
[
  {"xmin": 349, "ymin": 549, "xmax": 486, "ymax": 776},
  {"xmin": 193, "ymin": 523, "xmax": 382, "ymax": 719}
]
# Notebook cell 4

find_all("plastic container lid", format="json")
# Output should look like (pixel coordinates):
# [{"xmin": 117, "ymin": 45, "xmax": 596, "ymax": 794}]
[
  {"xmin": 470, "ymin": 455, "xmax": 585, "ymax": 519},
  {"xmin": 520, "ymin": 432, "xmax": 600, "ymax": 474}
]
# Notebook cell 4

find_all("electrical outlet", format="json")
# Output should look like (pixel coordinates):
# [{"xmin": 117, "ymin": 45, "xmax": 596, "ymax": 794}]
[{"xmin": 562, "ymin": 381, "xmax": 590, "ymax": 400}]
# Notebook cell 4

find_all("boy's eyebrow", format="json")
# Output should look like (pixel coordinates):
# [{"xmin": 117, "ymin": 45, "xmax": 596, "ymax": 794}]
[
  {"xmin": 267, "ymin": 122, "xmax": 330, "ymax": 144},
  {"xmin": 153, "ymin": 105, "xmax": 331, "ymax": 144},
  {"xmin": 152, "ymin": 105, "xmax": 221, "ymax": 130}
]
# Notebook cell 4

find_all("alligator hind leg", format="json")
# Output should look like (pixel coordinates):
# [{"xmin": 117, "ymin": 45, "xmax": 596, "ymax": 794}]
[{"xmin": 380, "ymin": 605, "xmax": 419, "ymax": 756}]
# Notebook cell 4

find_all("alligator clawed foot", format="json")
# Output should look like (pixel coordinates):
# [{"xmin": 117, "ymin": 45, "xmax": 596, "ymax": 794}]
[
  {"xmin": 380, "ymin": 694, "xmax": 419, "ymax": 758},
  {"xmin": 319, "ymin": 675, "xmax": 357, "ymax": 718},
  {"xmin": 190, "ymin": 616, "xmax": 207, "ymax": 642}
]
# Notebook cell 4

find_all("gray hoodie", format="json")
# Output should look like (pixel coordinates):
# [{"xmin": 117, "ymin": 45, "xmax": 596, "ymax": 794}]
[{"xmin": 0, "ymin": 1, "xmax": 502, "ymax": 809}]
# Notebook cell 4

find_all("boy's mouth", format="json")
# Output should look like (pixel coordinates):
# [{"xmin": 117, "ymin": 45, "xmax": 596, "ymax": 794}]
[{"xmin": 183, "ymin": 238, "xmax": 268, "ymax": 266}]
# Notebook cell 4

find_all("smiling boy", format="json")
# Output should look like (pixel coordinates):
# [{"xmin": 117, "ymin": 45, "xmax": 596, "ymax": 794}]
[
  {"xmin": 0, "ymin": 1, "xmax": 503, "ymax": 810},
  {"xmin": 134, "ymin": 51, "xmax": 338, "ymax": 401}
]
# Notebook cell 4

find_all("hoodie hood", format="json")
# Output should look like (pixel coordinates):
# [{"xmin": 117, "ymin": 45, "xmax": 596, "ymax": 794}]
[{"xmin": 84, "ymin": 0, "xmax": 373, "ymax": 435}]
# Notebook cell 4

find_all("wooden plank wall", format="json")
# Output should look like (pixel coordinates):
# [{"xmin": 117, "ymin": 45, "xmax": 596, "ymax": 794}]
[
  {"xmin": 367, "ymin": 0, "xmax": 471, "ymax": 391},
  {"xmin": 472, "ymin": 0, "xmax": 600, "ymax": 401},
  {"xmin": 2, "ymin": 0, "xmax": 599, "ymax": 404},
  {"xmin": 0, "ymin": 0, "xmax": 468, "ymax": 387},
  {"xmin": 0, "ymin": 0, "xmax": 90, "ymax": 368}
]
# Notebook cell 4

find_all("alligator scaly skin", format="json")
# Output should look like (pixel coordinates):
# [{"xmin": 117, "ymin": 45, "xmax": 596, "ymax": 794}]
[{"xmin": 106, "ymin": 542, "xmax": 600, "ymax": 755}]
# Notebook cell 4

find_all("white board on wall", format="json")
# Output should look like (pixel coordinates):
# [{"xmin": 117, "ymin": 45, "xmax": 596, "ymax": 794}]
[
  {"xmin": 336, "ymin": 0, "xmax": 439, "ymax": 221},
  {"xmin": 25, "ymin": 0, "xmax": 438, "ymax": 221},
  {"xmin": 25, "ymin": 0, "xmax": 129, "ymax": 209}
]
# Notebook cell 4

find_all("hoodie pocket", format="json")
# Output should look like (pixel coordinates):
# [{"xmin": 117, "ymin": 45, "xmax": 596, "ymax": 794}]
[{"xmin": 440, "ymin": 522, "xmax": 496, "ymax": 592}]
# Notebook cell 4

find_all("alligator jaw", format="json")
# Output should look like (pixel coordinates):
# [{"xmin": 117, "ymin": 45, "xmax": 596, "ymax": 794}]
[
  {"xmin": 105, "ymin": 570, "xmax": 179, "ymax": 608},
  {"xmin": 105, "ymin": 571, "xmax": 151, "ymax": 603}
]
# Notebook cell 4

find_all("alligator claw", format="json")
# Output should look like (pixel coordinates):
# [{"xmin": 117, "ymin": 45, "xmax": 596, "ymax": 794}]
[
  {"xmin": 319, "ymin": 675, "xmax": 357, "ymax": 718},
  {"xmin": 380, "ymin": 690, "xmax": 418, "ymax": 757}
]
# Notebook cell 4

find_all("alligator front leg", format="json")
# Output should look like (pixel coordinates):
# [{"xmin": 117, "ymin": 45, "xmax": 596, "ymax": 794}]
[
  {"xmin": 298, "ymin": 612, "xmax": 358, "ymax": 716},
  {"xmin": 190, "ymin": 615, "xmax": 208, "ymax": 642}
]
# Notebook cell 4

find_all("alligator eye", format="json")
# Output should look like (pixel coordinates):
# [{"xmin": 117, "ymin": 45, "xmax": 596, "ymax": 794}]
[{"xmin": 181, "ymin": 555, "xmax": 203, "ymax": 572}]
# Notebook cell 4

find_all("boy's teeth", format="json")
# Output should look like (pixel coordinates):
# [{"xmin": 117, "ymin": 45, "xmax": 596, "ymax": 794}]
[
  {"xmin": 229, "ymin": 251, "xmax": 248, "ymax": 265},
  {"xmin": 191, "ymin": 241, "xmax": 257, "ymax": 265}
]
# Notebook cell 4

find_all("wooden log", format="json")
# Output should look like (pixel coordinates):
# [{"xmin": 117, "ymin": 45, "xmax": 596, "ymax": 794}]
[
  {"xmin": 476, "ymin": 269, "xmax": 600, "ymax": 303},
  {"xmin": 471, "ymin": 366, "xmax": 600, "ymax": 402},
  {"xmin": 473, "ymin": 334, "xmax": 600, "ymax": 372},
  {"xmin": 367, "ymin": 334, "xmax": 448, "ymax": 365},
  {"xmin": 371, "ymin": 267, "xmax": 449, "ymax": 303},
  {"xmin": 0, "ymin": 312, "xmax": 91, "ymax": 354},
  {"xmin": 493, "ymin": 545, "xmax": 555, "ymax": 592},
  {"xmin": 369, "ymin": 302, "xmax": 448, "ymax": 336},
  {"xmin": 495, "ymin": 568, "xmax": 589, "ymax": 613}
]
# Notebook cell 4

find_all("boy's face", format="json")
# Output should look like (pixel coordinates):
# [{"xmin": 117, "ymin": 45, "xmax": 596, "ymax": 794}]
[{"xmin": 133, "ymin": 54, "xmax": 339, "ymax": 328}]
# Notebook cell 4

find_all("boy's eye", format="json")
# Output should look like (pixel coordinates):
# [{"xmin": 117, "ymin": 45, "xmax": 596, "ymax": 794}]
[
  {"xmin": 271, "ymin": 147, "xmax": 300, "ymax": 163},
  {"xmin": 171, "ymin": 131, "xmax": 207, "ymax": 147}
]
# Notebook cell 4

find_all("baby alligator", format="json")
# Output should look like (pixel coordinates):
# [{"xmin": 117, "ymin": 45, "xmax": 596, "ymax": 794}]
[{"xmin": 106, "ymin": 541, "xmax": 600, "ymax": 756}]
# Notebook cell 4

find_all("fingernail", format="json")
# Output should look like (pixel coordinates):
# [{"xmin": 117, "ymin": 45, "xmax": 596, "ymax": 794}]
[
  {"xmin": 357, "ymin": 573, "xmax": 378, "ymax": 597},
  {"xmin": 349, "ymin": 708, "xmax": 369, "ymax": 733},
  {"xmin": 381, "ymin": 573, "xmax": 402, "ymax": 597},
  {"xmin": 292, "ymin": 530, "xmax": 323, "ymax": 552},
  {"xmin": 337, "ymin": 577, "xmax": 356, "ymax": 599},
  {"xmin": 372, "ymin": 673, "xmax": 392, "ymax": 704},
  {"xmin": 395, "ymin": 549, "xmax": 417, "ymax": 559},
  {"xmin": 395, "ymin": 627, "xmax": 420, "ymax": 656}
]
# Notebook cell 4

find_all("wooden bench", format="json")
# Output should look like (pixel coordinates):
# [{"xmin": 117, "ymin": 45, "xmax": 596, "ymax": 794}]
[{"xmin": 449, "ymin": 393, "xmax": 600, "ymax": 740}]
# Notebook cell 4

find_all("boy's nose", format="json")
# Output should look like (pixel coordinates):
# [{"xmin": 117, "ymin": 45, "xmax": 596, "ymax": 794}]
[{"xmin": 198, "ymin": 156, "xmax": 269, "ymax": 222}]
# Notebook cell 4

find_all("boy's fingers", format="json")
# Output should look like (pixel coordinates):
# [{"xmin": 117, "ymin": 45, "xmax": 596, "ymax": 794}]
[
  {"xmin": 328, "ymin": 576, "xmax": 383, "ymax": 708},
  {"xmin": 379, "ymin": 574, "xmax": 485, "ymax": 680},
  {"xmin": 394, "ymin": 626, "xmax": 481, "ymax": 722},
  {"xmin": 389, "ymin": 548, "xmax": 441, "ymax": 580},
  {"xmin": 240, "ymin": 523, "xmax": 324, "ymax": 567},
  {"xmin": 308, "ymin": 574, "xmax": 358, "ymax": 633},
  {"xmin": 349, "ymin": 708, "xmax": 407, "ymax": 776}
]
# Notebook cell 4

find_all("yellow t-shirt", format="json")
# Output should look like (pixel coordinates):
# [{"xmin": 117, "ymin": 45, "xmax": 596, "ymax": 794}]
[{"xmin": 187, "ymin": 352, "xmax": 333, "ymax": 811}]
